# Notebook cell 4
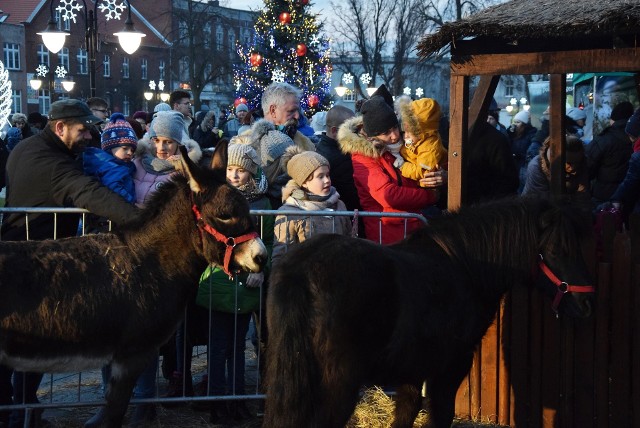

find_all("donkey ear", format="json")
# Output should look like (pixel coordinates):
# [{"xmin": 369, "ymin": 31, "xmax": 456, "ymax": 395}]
[
  {"xmin": 210, "ymin": 139, "xmax": 229, "ymax": 182},
  {"xmin": 176, "ymin": 145, "xmax": 203, "ymax": 193}
]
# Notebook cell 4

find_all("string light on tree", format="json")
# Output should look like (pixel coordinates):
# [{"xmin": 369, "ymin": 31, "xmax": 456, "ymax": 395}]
[{"xmin": 0, "ymin": 60, "xmax": 13, "ymax": 129}]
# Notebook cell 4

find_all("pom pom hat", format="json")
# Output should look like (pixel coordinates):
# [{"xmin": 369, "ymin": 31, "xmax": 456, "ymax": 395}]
[
  {"xmin": 361, "ymin": 84, "xmax": 398, "ymax": 137},
  {"xmin": 101, "ymin": 113, "xmax": 138, "ymax": 152},
  {"xmin": 283, "ymin": 146, "xmax": 330, "ymax": 186},
  {"xmin": 227, "ymin": 144, "xmax": 260, "ymax": 174}
]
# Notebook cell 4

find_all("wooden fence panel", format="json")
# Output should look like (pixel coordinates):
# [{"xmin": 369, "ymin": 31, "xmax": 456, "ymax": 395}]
[{"xmin": 454, "ymin": 212, "xmax": 639, "ymax": 427}]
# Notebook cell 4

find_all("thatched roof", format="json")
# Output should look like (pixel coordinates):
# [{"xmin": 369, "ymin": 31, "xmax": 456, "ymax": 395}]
[{"xmin": 418, "ymin": 0, "xmax": 640, "ymax": 58}]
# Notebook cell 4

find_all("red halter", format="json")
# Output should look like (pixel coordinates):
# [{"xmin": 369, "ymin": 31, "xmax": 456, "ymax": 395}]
[
  {"xmin": 192, "ymin": 204, "xmax": 258, "ymax": 277},
  {"xmin": 538, "ymin": 254, "xmax": 595, "ymax": 316}
]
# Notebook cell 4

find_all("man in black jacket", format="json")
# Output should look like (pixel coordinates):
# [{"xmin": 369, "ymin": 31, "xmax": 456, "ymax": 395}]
[{"xmin": 0, "ymin": 99, "xmax": 139, "ymax": 428}]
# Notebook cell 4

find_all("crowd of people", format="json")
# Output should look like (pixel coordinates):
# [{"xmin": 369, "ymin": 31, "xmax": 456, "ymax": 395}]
[{"xmin": 1, "ymin": 80, "xmax": 640, "ymax": 427}]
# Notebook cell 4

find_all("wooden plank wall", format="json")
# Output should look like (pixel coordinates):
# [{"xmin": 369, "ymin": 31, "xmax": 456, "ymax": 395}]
[{"xmin": 454, "ymin": 213, "xmax": 639, "ymax": 427}]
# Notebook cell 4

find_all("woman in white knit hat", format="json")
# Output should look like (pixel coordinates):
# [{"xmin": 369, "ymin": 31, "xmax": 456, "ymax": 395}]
[{"xmin": 271, "ymin": 146, "xmax": 351, "ymax": 268}]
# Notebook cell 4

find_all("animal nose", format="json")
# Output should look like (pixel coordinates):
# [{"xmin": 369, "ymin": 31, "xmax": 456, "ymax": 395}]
[{"xmin": 254, "ymin": 253, "xmax": 268, "ymax": 270}]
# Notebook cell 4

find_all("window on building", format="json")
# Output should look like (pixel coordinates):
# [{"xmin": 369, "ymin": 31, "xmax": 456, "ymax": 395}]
[
  {"xmin": 54, "ymin": 11, "xmax": 71, "ymax": 31},
  {"xmin": 3, "ymin": 43, "xmax": 20, "ymax": 70},
  {"xmin": 179, "ymin": 20, "xmax": 189, "ymax": 45},
  {"xmin": 58, "ymin": 47, "xmax": 69, "ymax": 71},
  {"xmin": 179, "ymin": 56, "xmax": 189, "ymax": 82},
  {"xmin": 343, "ymin": 89, "xmax": 355, "ymax": 102},
  {"xmin": 203, "ymin": 23, "xmax": 212, "ymax": 49},
  {"xmin": 37, "ymin": 44, "xmax": 49, "ymax": 67},
  {"xmin": 243, "ymin": 29, "xmax": 250, "ymax": 46},
  {"xmin": 122, "ymin": 57, "xmax": 129, "ymax": 78},
  {"xmin": 216, "ymin": 26, "xmax": 223, "ymax": 51},
  {"xmin": 141, "ymin": 58, "xmax": 148, "ymax": 80},
  {"xmin": 159, "ymin": 60, "xmax": 165, "ymax": 80},
  {"xmin": 228, "ymin": 32, "xmax": 235, "ymax": 55},
  {"xmin": 504, "ymin": 77, "xmax": 514, "ymax": 98},
  {"xmin": 11, "ymin": 90, "xmax": 22, "ymax": 113},
  {"xmin": 103, "ymin": 55, "xmax": 111, "ymax": 77},
  {"xmin": 123, "ymin": 96, "xmax": 130, "ymax": 116},
  {"xmin": 39, "ymin": 89, "xmax": 51, "ymax": 115},
  {"xmin": 77, "ymin": 48, "xmax": 88, "ymax": 74}
]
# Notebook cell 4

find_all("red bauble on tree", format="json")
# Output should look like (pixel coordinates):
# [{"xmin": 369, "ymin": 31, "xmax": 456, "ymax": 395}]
[
  {"xmin": 278, "ymin": 12, "xmax": 292, "ymax": 24},
  {"xmin": 299, "ymin": 0, "xmax": 309, "ymax": 4},
  {"xmin": 234, "ymin": 97, "xmax": 248, "ymax": 107},
  {"xmin": 250, "ymin": 52, "xmax": 263, "ymax": 67},
  {"xmin": 296, "ymin": 43, "xmax": 307, "ymax": 56},
  {"xmin": 307, "ymin": 94, "xmax": 319, "ymax": 107}
]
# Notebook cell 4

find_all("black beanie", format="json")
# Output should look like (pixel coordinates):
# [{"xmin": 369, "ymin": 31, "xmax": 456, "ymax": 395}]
[
  {"xmin": 361, "ymin": 96, "xmax": 398, "ymax": 137},
  {"xmin": 611, "ymin": 101, "xmax": 634, "ymax": 122}
]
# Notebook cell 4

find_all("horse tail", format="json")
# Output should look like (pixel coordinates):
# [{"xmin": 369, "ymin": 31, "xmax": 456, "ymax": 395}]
[{"xmin": 263, "ymin": 262, "xmax": 321, "ymax": 428}]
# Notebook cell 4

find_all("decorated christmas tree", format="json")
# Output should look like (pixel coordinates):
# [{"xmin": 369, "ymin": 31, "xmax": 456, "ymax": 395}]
[{"xmin": 234, "ymin": 0, "xmax": 332, "ymax": 115}]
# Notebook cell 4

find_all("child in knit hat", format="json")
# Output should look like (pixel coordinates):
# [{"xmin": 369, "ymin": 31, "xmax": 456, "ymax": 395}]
[
  {"xmin": 195, "ymin": 143, "xmax": 273, "ymax": 422},
  {"xmin": 83, "ymin": 112, "xmax": 138, "ymax": 204},
  {"xmin": 271, "ymin": 146, "xmax": 351, "ymax": 268},
  {"xmin": 396, "ymin": 98, "xmax": 448, "ymax": 185}
]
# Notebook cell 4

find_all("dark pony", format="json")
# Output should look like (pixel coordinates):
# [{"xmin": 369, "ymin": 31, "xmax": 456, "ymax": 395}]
[
  {"xmin": 264, "ymin": 197, "xmax": 594, "ymax": 428},
  {"xmin": 0, "ymin": 141, "xmax": 267, "ymax": 428}
]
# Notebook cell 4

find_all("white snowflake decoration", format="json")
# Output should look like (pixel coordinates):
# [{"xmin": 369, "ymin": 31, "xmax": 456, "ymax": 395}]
[
  {"xmin": 0, "ymin": 61, "xmax": 12, "ymax": 130},
  {"xmin": 235, "ymin": 80, "xmax": 241, "ymax": 91},
  {"xmin": 342, "ymin": 73, "xmax": 353, "ymax": 85},
  {"xmin": 98, "ymin": 0, "xmax": 126, "ymax": 21},
  {"xmin": 158, "ymin": 80, "xmax": 165, "ymax": 91},
  {"xmin": 415, "ymin": 87, "xmax": 424, "ymax": 98},
  {"xmin": 56, "ymin": 0, "xmax": 83, "ymax": 24},
  {"xmin": 270, "ymin": 35, "xmax": 275, "ymax": 49},
  {"xmin": 149, "ymin": 80, "xmax": 157, "ymax": 90},
  {"xmin": 55, "ymin": 66, "xmax": 68, "ymax": 78},
  {"xmin": 271, "ymin": 68, "xmax": 286, "ymax": 83},
  {"xmin": 403, "ymin": 87, "xmax": 411, "ymax": 96},
  {"xmin": 360, "ymin": 73, "xmax": 372, "ymax": 85},
  {"xmin": 310, "ymin": 35, "xmax": 320, "ymax": 45},
  {"xmin": 36, "ymin": 64, "xmax": 49, "ymax": 77}
]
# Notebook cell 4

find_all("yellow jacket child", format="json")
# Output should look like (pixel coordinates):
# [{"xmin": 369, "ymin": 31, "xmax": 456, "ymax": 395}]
[{"xmin": 398, "ymin": 98, "xmax": 448, "ymax": 185}]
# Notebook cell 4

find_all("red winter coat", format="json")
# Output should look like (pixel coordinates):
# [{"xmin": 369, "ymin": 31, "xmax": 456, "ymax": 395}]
[{"xmin": 337, "ymin": 116, "xmax": 438, "ymax": 244}]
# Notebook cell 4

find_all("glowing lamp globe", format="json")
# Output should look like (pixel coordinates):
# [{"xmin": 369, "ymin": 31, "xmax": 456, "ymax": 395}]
[
  {"xmin": 296, "ymin": 43, "xmax": 307, "ymax": 57},
  {"xmin": 307, "ymin": 94, "xmax": 319, "ymax": 107},
  {"xmin": 250, "ymin": 52, "xmax": 263, "ymax": 67},
  {"xmin": 279, "ymin": 12, "xmax": 292, "ymax": 24}
]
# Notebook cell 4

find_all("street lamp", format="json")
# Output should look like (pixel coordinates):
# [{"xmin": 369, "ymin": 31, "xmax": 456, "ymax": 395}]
[
  {"xmin": 144, "ymin": 79, "xmax": 169, "ymax": 103},
  {"xmin": 38, "ymin": 0, "xmax": 145, "ymax": 97},
  {"xmin": 29, "ymin": 64, "xmax": 75, "ymax": 106},
  {"xmin": 505, "ymin": 96, "xmax": 529, "ymax": 114}
]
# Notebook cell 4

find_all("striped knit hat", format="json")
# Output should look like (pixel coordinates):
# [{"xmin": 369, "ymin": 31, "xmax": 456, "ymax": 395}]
[{"xmin": 101, "ymin": 113, "xmax": 138, "ymax": 152}]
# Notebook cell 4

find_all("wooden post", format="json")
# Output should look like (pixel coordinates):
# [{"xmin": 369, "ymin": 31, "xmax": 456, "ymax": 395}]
[
  {"xmin": 548, "ymin": 74, "xmax": 566, "ymax": 197},
  {"xmin": 447, "ymin": 75, "xmax": 469, "ymax": 211}
]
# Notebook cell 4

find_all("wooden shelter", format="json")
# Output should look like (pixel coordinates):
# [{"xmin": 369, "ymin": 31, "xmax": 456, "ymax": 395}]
[
  {"xmin": 418, "ymin": 0, "xmax": 640, "ymax": 209},
  {"xmin": 417, "ymin": 1, "xmax": 640, "ymax": 426}
]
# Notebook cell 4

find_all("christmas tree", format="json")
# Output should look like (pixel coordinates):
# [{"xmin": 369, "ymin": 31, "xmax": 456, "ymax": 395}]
[{"xmin": 234, "ymin": 0, "xmax": 333, "ymax": 115}]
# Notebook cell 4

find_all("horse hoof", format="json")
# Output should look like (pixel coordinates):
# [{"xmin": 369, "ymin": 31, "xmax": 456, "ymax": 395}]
[
  {"xmin": 83, "ymin": 407, "xmax": 105, "ymax": 428},
  {"xmin": 128, "ymin": 404, "xmax": 157, "ymax": 428}
]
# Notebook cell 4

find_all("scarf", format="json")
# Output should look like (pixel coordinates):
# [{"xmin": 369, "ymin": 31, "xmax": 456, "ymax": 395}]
[
  {"xmin": 285, "ymin": 186, "xmax": 341, "ymax": 211},
  {"xmin": 235, "ymin": 169, "xmax": 268, "ymax": 202},
  {"xmin": 141, "ymin": 153, "xmax": 176, "ymax": 174}
]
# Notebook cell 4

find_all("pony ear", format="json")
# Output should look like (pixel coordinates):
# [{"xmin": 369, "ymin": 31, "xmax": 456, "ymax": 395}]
[
  {"xmin": 210, "ymin": 139, "xmax": 229, "ymax": 182},
  {"xmin": 176, "ymin": 145, "xmax": 203, "ymax": 193}
]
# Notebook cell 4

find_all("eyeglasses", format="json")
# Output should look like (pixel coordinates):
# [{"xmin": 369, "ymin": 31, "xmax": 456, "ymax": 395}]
[
  {"xmin": 178, "ymin": 102, "xmax": 192, "ymax": 107},
  {"xmin": 91, "ymin": 108, "xmax": 109, "ymax": 114}
]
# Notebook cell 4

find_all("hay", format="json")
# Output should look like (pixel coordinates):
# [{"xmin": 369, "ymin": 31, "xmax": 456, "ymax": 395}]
[{"xmin": 346, "ymin": 387, "xmax": 429, "ymax": 428}]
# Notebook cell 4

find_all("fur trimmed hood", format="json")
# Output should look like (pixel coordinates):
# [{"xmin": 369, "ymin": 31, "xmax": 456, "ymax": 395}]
[
  {"xmin": 337, "ymin": 115, "xmax": 383, "ymax": 159},
  {"xmin": 400, "ymin": 98, "xmax": 441, "ymax": 141},
  {"xmin": 135, "ymin": 131, "xmax": 202, "ymax": 164}
]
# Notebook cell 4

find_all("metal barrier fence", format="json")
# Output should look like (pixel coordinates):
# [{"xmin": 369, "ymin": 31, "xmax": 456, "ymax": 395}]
[{"xmin": 0, "ymin": 207, "xmax": 426, "ymax": 426}]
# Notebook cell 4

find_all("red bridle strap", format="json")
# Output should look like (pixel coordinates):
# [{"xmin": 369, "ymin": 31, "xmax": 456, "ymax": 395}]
[
  {"xmin": 192, "ymin": 204, "xmax": 258, "ymax": 277},
  {"xmin": 538, "ymin": 256, "xmax": 595, "ymax": 314}
]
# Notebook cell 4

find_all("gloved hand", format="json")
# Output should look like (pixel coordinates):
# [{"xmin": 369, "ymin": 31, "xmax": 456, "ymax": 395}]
[
  {"xmin": 245, "ymin": 272, "xmax": 264, "ymax": 288},
  {"xmin": 595, "ymin": 201, "xmax": 613, "ymax": 212}
]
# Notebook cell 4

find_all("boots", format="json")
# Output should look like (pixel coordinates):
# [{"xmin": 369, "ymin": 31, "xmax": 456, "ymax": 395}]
[{"xmin": 83, "ymin": 407, "xmax": 105, "ymax": 428}]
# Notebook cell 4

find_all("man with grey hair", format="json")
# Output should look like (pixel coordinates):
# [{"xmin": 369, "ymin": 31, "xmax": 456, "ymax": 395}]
[{"xmin": 260, "ymin": 82, "xmax": 314, "ymax": 150}]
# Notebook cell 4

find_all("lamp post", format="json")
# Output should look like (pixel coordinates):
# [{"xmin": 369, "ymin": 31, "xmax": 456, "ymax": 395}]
[
  {"xmin": 505, "ymin": 96, "xmax": 530, "ymax": 115},
  {"xmin": 29, "ymin": 64, "xmax": 75, "ymax": 111},
  {"xmin": 143, "ymin": 79, "xmax": 169, "ymax": 110},
  {"xmin": 38, "ymin": 0, "xmax": 145, "ymax": 98}
]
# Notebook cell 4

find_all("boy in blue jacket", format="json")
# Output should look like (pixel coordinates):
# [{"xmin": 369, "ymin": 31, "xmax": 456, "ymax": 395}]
[{"xmin": 83, "ymin": 112, "xmax": 137, "ymax": 204}]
